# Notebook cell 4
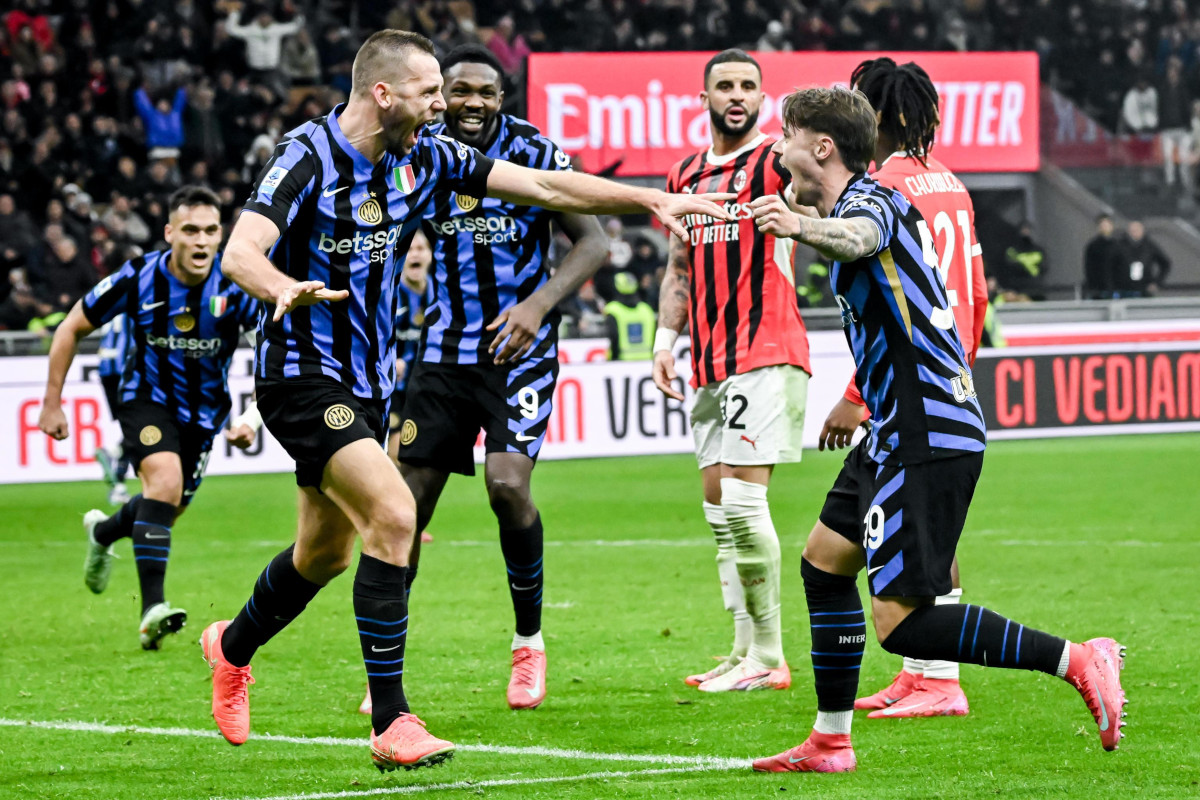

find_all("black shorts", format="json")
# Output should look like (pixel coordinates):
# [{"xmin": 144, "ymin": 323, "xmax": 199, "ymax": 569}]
[
  {"xmin": 397, "ymin": 357, "xmax": 559, "ymax": 476},
  {"xmin": 100, "ymin": 373, "xmax": 122, "ymax": 417},
  {"xmin": 258, "ymin": 377, "xmax": 388, "ymax": 488},
  {"xmin": 117, "ymin": 399, "xmax": 215, "ymax": 508},
  {"xmin": 819, "ymin": 439, "xmax": 984, "ymax": 598},
  {"xmin": 388, "ymin": 389, "xmax": 407, "ymax": 434}
]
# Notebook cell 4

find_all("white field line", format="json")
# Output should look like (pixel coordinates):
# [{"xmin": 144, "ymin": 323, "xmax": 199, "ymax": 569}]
[
  {"xmin": 0, "ymin": 718, "xmax": 748, "ymax": 770},
  {"xmin": 228, "ymin": 765, "xmax": 736, "ymax": 800}
]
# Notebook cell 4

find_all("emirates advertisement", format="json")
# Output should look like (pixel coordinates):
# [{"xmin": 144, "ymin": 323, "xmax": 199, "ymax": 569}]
[{"xmin": 527, "ymin": 51, "xmax": 1040, "ymax": 175}]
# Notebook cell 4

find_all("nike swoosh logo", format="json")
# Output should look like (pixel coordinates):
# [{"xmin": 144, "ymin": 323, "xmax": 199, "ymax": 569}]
[
  {"xmin": 788, "ymin": 756, "xmax": 812, "ymax": 765},
  {"xmin": 511, "ymin": 582, "xmax": 538, "ymax": 591},
  {"xmin": 515, "ymin": 433, "xmax": 537, "ymax": 442},
  {"xmin": 526, "ymin": 675, "xmax": 541, "ymax": 698},
  {"xmin": 142, "ymin": 532, "xmax": 169, "ymax": 539},
  {"xmin": 867, "ymin": 566, "xmax": 884, "ymax": 577},
  {"xmin": 371, "ymin": 644, "xmax": 401, "ymax": 653},
  {"xmin": 323, "ymin": 186, "xmax": 348, "ymax": 197},
  {"xmin": 142, "ymin": 301, "xmax": 166, "ymax": 310}
]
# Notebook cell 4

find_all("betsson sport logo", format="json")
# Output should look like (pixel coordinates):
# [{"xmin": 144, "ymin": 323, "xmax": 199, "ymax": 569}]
[
  {"xmin": 317, "ymin": 225, "xmax": 404, "ymax": 264},
  {"xmin": 144, "ymin": 332, "xmax": 222, "ymax": 358},
  {"xmin": 429, "ymin": 215, "xmax": 518, "ymax": 245}
]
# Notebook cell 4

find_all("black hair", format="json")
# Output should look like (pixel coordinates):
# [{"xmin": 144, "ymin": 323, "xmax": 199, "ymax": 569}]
[
  {"xmin": 703, "ymin": 48, "xmax": 761, "ymax": 88},
  {"xmin": 850, "ymin": 57, "xmax": 940, "ymax": 167},
  {"xmin": 441, "ymin": 44, "xmax": 505, "ymax": 80},
  {"xmin": 167, "ymin": 185, "xmax": 221, "ymax": 213}
]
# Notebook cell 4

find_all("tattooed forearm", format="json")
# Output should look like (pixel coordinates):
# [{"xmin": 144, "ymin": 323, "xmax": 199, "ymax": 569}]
[
  {"xmin": 657, "ymin": 234, "xmax": 692, "ymax": 332},
  {"xmin": 794, "ymin": 216, "xmax": 881, "ymax": 262}
]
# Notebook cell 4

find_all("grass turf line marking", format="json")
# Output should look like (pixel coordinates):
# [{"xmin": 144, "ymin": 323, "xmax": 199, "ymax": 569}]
[
  {"xmin": 230, "ymin": 765, "xmax": 738, "ymax": 800},
  {"xmin": 0, "ymin": 718, "xmax": 748, "ymax": 770}
]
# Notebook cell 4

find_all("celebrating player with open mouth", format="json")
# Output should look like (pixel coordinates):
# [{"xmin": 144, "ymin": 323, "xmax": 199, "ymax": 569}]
[
  {"xmin": 39, "ymin": 186, "xmax": 261, "ymax": 651},
  {"xmin": 748, "ymin": 87, "xmax": 1127, "ymax": 773},
  {"xmin": 200, "ymin": 29, "xmax": 733, "ymax": 772},
  {"xmin": 652, "ymin": 49, "xmax": 812, "ymax": 693}
]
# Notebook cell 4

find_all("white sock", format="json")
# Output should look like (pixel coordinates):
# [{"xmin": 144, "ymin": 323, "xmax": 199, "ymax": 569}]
[
  {"xmin": 513, "ymin": 630, "xmax": 544, "ymax": 651},
  {"xmin": 814, "ymin": 710, "xmax": 853, "ymax": 736},
  {"xmin": 922, "ymin": 588, "xmax": 964, "ymax": 680},
  {"xmin": 1056, "ymin": 641, "xmax": 1072, "ymax": 679},
  {"xmin": 902, "ymin": 657, "xmax": 925, "ymax": 676},
  {"xmin": 721, "ymin": 478, "xmax": 783, "ymax": 668},
  {"xmin": 704, "ymin": 501, "xmax": 751, "ymax": 659}
]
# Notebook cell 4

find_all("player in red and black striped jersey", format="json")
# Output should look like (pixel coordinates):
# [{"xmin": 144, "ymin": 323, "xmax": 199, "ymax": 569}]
[
  {"xmin": 652, "ymin": 50, "xmax": 812, "ymax": 693},
  {"xmin": 823, "ymin": 58, "xmax": 990, "ymax": 720}
]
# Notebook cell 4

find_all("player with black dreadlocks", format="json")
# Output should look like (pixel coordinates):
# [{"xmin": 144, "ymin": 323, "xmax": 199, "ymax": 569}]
[{"xmin": 817, "ymin": 57, "xmax": 991, "ymax": 720}]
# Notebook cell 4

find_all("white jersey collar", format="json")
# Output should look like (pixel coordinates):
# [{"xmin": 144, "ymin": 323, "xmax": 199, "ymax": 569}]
[{"xmin": 707, "ymin": 133, "xmax": 769, "ymax": 166}]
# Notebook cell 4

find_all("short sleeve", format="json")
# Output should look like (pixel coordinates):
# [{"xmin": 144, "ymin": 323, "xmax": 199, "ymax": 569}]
[
  {"xmin": 243, "ymin": 138, "xmax": 317, "ymax": 233},
  {"xmin": 423, "ymin": 133, "xmax": 494, "ymax": 199},
  {"xmin": 81, "ymin": 261, "xmax": 137, "ymax": 328},
  {"xmin": 530, "ymin": 133, "xmax": 572, "ymax": 173},
  {"xmin": 836, "ymin": 191, "xmax": 896, "ymax": 256}
]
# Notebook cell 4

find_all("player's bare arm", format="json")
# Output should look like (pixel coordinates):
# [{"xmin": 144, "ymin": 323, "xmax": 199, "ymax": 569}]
[
  {"xmin": 488, "ymin": 211, "xmax": 607, "ymax": 364},
  {"xmin": 485, "ymin": 159, "xmax": 734, "ymax": 240},
  {"xmin": 224, "ymin": 212, "xmax": 350, "ymax": 322},
  {"xmin": 651, "ymin": 233, "xmax": 691, "ymax": 401},
  {"xmin": 38, "ymin": 300, "xmax": 97, "ymax": 440},
  {"xmin": 750, "ymin": 195, "xmax": 880, "ymax": 262}
]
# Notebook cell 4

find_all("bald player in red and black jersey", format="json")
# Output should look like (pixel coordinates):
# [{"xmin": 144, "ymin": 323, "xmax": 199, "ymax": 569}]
[{"xmin": 653, "ymin": 49, "xmax": 812, "ymax": 693}]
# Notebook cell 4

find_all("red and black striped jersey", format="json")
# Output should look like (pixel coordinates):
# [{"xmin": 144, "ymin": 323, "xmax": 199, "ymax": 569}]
[{"xmin": 666, "ymin": 134, "xmax": 811, "ymax": 388}]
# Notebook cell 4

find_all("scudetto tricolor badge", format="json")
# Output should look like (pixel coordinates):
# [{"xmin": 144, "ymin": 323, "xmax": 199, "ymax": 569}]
[
  {"xmin": 394, "ymin": 164, "xmax": 416, "ymax": 194},
  {"xmin": 210, "ymin": 295, "xmax": 228, "ymax": 317}
]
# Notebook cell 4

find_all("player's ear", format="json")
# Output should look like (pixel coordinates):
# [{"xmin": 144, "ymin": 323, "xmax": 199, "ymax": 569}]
[
  {"xmin": 700, "ymin": 89, "xmax": 709, "ymax": 111},
  {"xmin": 163, "ymin": 223, "xmax": 174, "ymax": 245},
  {"xmin": 373, "ymin": 81, "xmax": 391, "ymax": 110}
]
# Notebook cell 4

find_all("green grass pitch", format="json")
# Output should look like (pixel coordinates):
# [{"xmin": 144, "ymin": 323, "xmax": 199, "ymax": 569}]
[{"xmin": 1, "ymin": 434, "xmax": 1198, "ymax": 799}]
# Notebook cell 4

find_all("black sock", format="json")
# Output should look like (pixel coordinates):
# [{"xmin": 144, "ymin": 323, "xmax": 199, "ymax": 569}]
[
  {"xmin": 881, "ymin": 603, "xmax": 1067, "ymax": 675},
  {"xmin": 94, "ymin": 494, "xmax": 142, "ymax": 546},
  {"xmin": 222, "ymin": 545, "xmax": 322, "ymax": 668},
  {"xmin": 131, "ymin": 499, "xmax": 175, "ymax": 614},
  {"xmin": 500, "ymin": 514, "xmax": 543, "ymax": 637},
  {"xmin": 405, "ymin": 564, "xmax": 417, "ymax": 600},
  {"xmin": 354, "ymin": 554, "xmax": 410, "ymax": 733},
  {"xmin": 802, "ymin": 558, "xmax": 866, "ymax": 713}
]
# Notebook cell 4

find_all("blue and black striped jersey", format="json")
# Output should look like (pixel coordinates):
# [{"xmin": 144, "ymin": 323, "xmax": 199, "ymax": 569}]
[
  {"xmin": 81, "ymin": 251, "xmax": 260, "ymax": 431},
  {"xmin": 394, "ymin": 278, "xmax": 432, "ymax": 393},
  {"xmin": 97, "ymin": 314, "xmax": 130, "ymax": 378},
  {"xmin": 419, "ymin": 115, "xmax": 570, "ymax": 364},
  {"xmin": 244, "ymin": 105, "xmax": 494, "ymax": 399},
  {"xmin": 829, "ymin": 174, "xmax": 987, "ymax": 465}
]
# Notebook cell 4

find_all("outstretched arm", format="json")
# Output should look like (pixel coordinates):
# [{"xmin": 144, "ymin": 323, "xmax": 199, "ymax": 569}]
[
  {"xmin": 488, "ymin": 212, "xmax": 608, "ymax": 364},
  {"xmin": 485, "ymin": 160, "xmax": 733, "ymax": 240},
  {"xmin": 39, "ymin": 302, "xmax": 97, "ymax": 440},
  {"xmin": 750, "ymin": 195, "xmax": 880, "ymax": 262},
  {"xmin": 224, "ymin": 211, "xmax": 348, "ymax": 321}
]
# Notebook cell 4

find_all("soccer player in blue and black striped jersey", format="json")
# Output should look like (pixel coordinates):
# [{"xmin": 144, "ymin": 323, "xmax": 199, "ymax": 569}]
[
  {"xmin": 96, "ymin": 314, "xmax": 133, "ymax": 504},
  {"xmin": 397, "ymin": 45, "xmax": 608, "ymax": 712},
  {"xmin": 201, "ymin": 30, "xmax": 732, "ymax": 771},
  {"xmin": 38, "ymin": 186, "xmax": 262, "ymax": 651},
  {"xmin": 747, "ymin": 88, "xmax": 1127, "ymax": 773}
]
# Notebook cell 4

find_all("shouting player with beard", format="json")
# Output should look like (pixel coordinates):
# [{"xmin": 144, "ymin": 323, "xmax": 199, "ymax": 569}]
[{"xmin": 652, "ymin": 49, "xmax": 812, "ymax": 693}]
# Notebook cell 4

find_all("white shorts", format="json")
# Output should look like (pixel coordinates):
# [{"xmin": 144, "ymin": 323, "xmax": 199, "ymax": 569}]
[{"xmin": 690, "ymin": 364, "xmax": 809, "ymax": 469}]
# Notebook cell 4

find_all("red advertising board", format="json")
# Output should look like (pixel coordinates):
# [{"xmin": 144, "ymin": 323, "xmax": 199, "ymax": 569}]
[{"xmin": 527, "ymin": 51, "xmax": 1040, "ymax": 176}]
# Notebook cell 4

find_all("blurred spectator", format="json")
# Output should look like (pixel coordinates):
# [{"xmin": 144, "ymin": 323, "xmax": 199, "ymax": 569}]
[
  {"xmin": 281, "ymin": 28, "xmax": 322, "ymax": 88},
  {"xmin": 134, "ymin": 85, "xmax": 188, "ymax": 160},
  {"xmin": 225, "ymin": 1, "xmax": 305, "ymax": 95},
  {"xmin": 1116, "ymin": 220, "xmax": 1171, "ymax": 297},
  {"xmin": 604, "ymin": 272, "xmax": 657, "ymax": 361},
  {"xmin": 0, "ymin": 267, "xmax": 57, "ymax": 331},
  {"xmin": 486, "ymin": 15, "xmax": 531, "ymax": 74},
  {"xmin": 101, "ymin": 195, "xmax": 152, "ymax": 245},
  {"xmin": 756, "ymin": 20, "xmax": 792, "ymax": 53},
  {"xmin": 30, "ymin": 236, "xmax": 95, "ymax": 312},
  {"xmin": 0, "ymin": 193, "xmax": 38, "ymax": 256},
  {"xmin": 1121, "ymin": 73, "xmax": 1158, "ymax": 134},
  {"xmin": 625, "ymin": 235, "xmax": 664, "ymax": 301},
  {"xmin": 1158, "ymin": 58, "xmax": 1192, "ymax": 194},
  {"xmin": 999, "ymin": 221, "xmax": 1049, "ymax": 301},
  {"xmin": 1083, "ymin": 213, "xmax": 1122, "ymax": 300},
  {"xmin": 562, "ymin": 280, "xmax": 608, "ymax": 339}
]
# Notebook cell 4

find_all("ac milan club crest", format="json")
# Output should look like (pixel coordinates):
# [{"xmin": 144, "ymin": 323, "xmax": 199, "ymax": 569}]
[{"xmin": 733, "ymin": 169, "xmax": 747, "ymax": 191}]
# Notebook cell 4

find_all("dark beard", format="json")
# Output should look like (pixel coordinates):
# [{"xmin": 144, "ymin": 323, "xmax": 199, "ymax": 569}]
[{"xmin": 710, "ymin": 107, "xmax": 759, "ymax": 137}]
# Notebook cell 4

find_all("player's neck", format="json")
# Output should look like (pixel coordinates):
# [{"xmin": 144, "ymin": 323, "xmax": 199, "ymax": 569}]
[
  {"xmin": 337, "ymin": 98, "xmax": 388, "ymax": 163},
  {"xmin": 711, "ymin": 127, "xmax": 761, "ymax": 157},
  {"xmin": 166, "ymin": 255, "xmax": 209, "ymax": 287},
  {"xmin": 816, "ymin": 166, "xmax": 858, "ymax": 219}
]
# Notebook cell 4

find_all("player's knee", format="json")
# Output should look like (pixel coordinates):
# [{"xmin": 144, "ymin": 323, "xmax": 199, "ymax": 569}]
[
  {"xmin": 295, "ymin": 541, "xmax": 353, "ymax": 583},
  {"xmin": 486, "ymin": 475, "xmax": 532, "ymax": 522},
  {"xmin": 363, "ymin": 501, "xmax": 418, "ymax": 544},
  {"xmin": 142, "ymin": 471, "xmax": 183, "ymax": 506}
]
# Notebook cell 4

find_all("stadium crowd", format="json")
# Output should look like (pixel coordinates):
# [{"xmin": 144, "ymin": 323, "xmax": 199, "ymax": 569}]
[{"xmin": 0, "ymin": 0, "xmax": 1191, "ymax": 332}]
